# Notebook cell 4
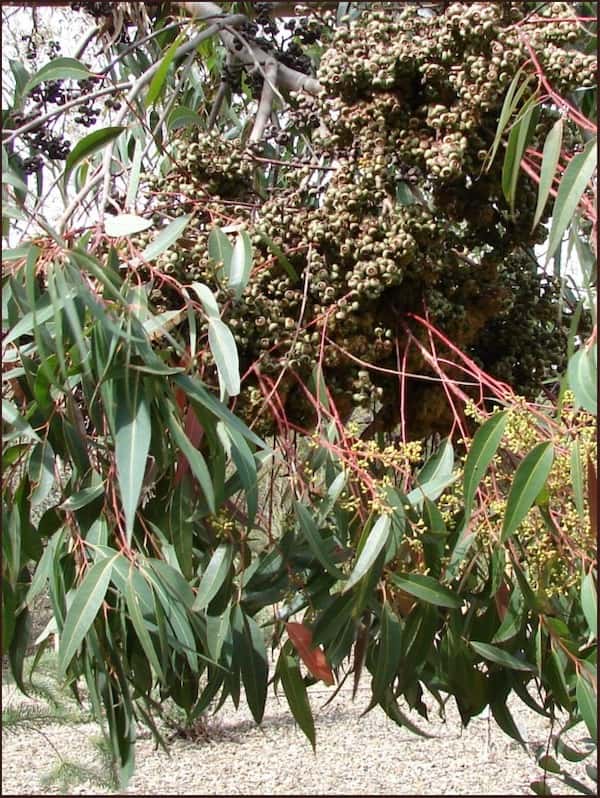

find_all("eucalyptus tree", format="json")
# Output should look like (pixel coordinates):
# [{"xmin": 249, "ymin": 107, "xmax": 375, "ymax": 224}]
[{"xmin": 2, "ymin": 2, "xmax": 597, "ymax": 791}]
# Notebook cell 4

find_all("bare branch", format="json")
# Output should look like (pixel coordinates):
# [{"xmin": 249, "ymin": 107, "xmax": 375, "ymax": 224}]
[{"xmin": 250, "ymin": 59, "xmax": 278, "ymax": 144}]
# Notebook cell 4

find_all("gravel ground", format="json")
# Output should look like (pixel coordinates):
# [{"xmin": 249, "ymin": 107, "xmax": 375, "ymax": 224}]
[{"xmin": 2, "ymin": 670, "xmax": 594, "ymax": 796}]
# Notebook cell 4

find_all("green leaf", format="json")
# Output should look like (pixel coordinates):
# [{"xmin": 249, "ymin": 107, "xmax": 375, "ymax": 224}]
[
  {"xmin": 8, "ymin": 607, "xmax": 31, "ymax": 694},
  {"xmin": 258, "ymin": 231, "xmax": 299, "ymax": 282},
  {"xmin": 28, "ymin": 439, "xmax": 55, "ymax": 507},
  {"xmin": 173, "ymin": 374, "xmax": 266, "ymax": 449},
  {"xmin": 125, "ymin": 135, "xmax": 144, "ymax": 210},
  {"xmin": 502, "ymin": 97, "xmax": 539, "ymax": 211},
  {"xmin": 2, "ymin": 243, "xmax": 33, "ymax": 262},
  {"xmin": 207, "ymin": 317, "xmax": 241, "ymax": 397},
  {"xmin": 501, "ymin": 442, "xmax": 554, "ymax": 543},
  {"xmin": 193, "ymin": 544, "xmax": 233, "ymax": 612},
  {"xmin": 190, "ymin": 282, "xmax": 220, "ymax": 318},
  {"xmin": 343, "ymin": 514, "xmax": 391, "ymax": 592},
  {"xmin": 105, "ymin": 213, "xmax": 153, "ymax": 237},
  {"xmin": 390, "ymin": 572, "xmax": 461, "ymax": 608},
  {"xmin": 567, "ymin": 345, "xmax": 597, "ymax": 414},
  {"xmin": 140, "ymin": 214, "xmax": 191, "ymax": 262},
  {"xmin": 277, "ymin": 651, "xmax": 316, "ymax": 750},
  {"xmin": 9, "ymin": 59, "xmax": 31, "ymax": 105},
  {"xmin": 485, "ymin": 67, "xmax": 533, "ymax": 170},
  {"xmin": 538, "ymin": 755, "xmax": 561, "ymax": 774},
  {"xmin": 470, "ymin": 640, "xmax": 535, "ymax": 672},
  {"xmin": 205, "ymin": 606, "xmax": 231, "ymax": 662},
  {"xmin": 491, "ymin": 699, "xmax": 526, "ymax": 748},
  {"xmin": 379, "ymin": 687, "xmax": 434, "ymax": 738},
  {"xmin": 235, "ymin": 608, "xmax": 268, "ymax": 724},
  {"xmin": 63, "ymin": 126, "xmax": 125, "ymax": 187},
  {"xmin": 463, "ymin": 411, "xmax": 509, "ymax": 519},
  {"xmin": 225, "ymin": 424, "xmax": 258, "ymax": 526},
  {"xmin": 576, "ymin": 673, "xmax": 596, "ymax": 739},
  {"xmin": 492, "ymin": 584, "xmax": 525, "ymax": 643},
  {"xmin": 115, "ymin": 373, "xmax": 151, "ymax": 543},
  {"xmin": 168, "ymin": 481, "xmax": 194, "ymax": 580},
  {"xmin": 295, "ymin": 502, "xmax": 344, "ymax": 579},
  {"xmin": 23, "ymin": 57, "xmax": 91, "ymax": 96},
  {"xmin": 228, "ymin": 232, "xmax": 253, "ymax": 299},
  {"xmin": 531, "ymin": 780, "xmax": 554, "ymax": 795},
  {"xmin": 166, "ymin": 412, "xmax": 216, "ymax": 513},
  {"xmin": 58, "ymin": 554, "xmax": 117, "ymax": 675},
  {"xmin": 208, "ymin": 227, "xmax": 233, "ymax": 270},
  {"xmin": 145, "ymin": 35, "xmax": 182, "ymax": 108},
  {"xmin": 532, "ymin": 117, "xmax": 563, "ymax": 230},
  {"xmin": 407, "ymin": 438, "xmax": 455, "ymax": 508},
  {"xmin": 125, "ymin": 567, "xmax": 164, "ymax": 681},
  {"xmin": 167, "ymin": 105, "xmax": 204, "ymax": 131},
  {"xmin": 581, "ymin": 571, "xmax": 597, "ymax": 636},
  {"xmin": 547, "ymin": 137, "xmax": 597, "ymax": 262},
  {"xmin": 2, "ymin": 398, "xmax": 41, "ymax": 443},
  {"xmin": 570, "ymin": 440, "xmax": 586, "ymax": 522},
  {"xmin": 372, "ymin": 603, "xmax": 402, "ymax": 702}
]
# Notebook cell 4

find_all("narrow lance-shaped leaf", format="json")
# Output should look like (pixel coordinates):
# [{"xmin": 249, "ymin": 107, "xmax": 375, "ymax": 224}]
[
  {"xmin": 286, "ymin": 622, "xmax": 334, "ymax": 685},
  {"xmin": 567, "ymin": 344, "xmax": 597, "ymax": 415},
  {"xmin": 485, "ymin": 67, "xmax": 532, "ymax": 170},
  {"xmin": 532, "ymin": 117, "xmax": 563, "ymax": 230},
  {"xmin": 140, "ymin": 214, "xmax": 191, "ymax": 262},
  {"xmin": 190, "ymin": 281, "xmax": 220, "ymax": 318},
  {"xmin": 343, "ymin": 514, "xmax": 391, "ymax": 592},
  {"xmin": 207, "ymin": 317, "xmax": 241, "ymax": 398},
  {"xmin": 463, "ymin": 411, "xmax": 509, "ymax": 520},
  {"xmin": 58, "ymin": 554, "xmax": 117, "ymax": 675},
  {"xmin": 546, "ymin": 137, "xmax": 597, "ymax": 263},
  {"xmin": 502, "ymin": 98, "xmax": 539, "ymax": 212},
  {"xmin": 193, "ymin": 544, "xmax": 233, "ymax": 612},
  {"xmin": 23, "ymin": 57, "xmax": 90, "ymax": 95},
  {"xmin": 570, "ymin": 440, "xmax": 586, "ymax": 522},
  {"xmin": 470, "ymin": 640, "xmax": 535, "ymax": 672},
  {"xmin": 236, "ymin": 609, "xmax": 269, "ymax": 724},
  {"xmin": 407, "ymin": 439, "xmax": 456, "ymax": 507},
  {"xmin": 228, "ymin": 231, "xmax": 253, "ymax": 299},
  {"xmin": 277, "ymin": 651, "xmax": 316, "ymax": 750},
  {"xmin": 581, "ymin": 570, "xmax": 597, "ymax": 636},
  {"xmin": 294, "ymin": 502, "xmax": 344, "ymax": 579},
  {"xmin": 208, "ymin": 227, "xmax": 233, "ymax": 274},
  {"xmin": 576, "ymin": 673, "xmax": 597, "ymax": 739},
  {"xmin": 391, "ymin": 572, "xmax": 462, "ymax": 609},
  {"xmin": 105, "ymin": 213, "xmax": 152, "ymax": 238},
  {"xmin": 63, "ymin": 126, "xmax": 125, "ymax": 187},
  {"xmin": 115, "ymin": 373, "xmax": 151, "ymax": 542},
  {"xmin": 372, "ymin": 603, "xmax": 402, "ymax": 702},
  {"xmin": 145, "ymin": 35, "xmax": 183, "ymax": 108},
  {"xmin": 501, "ymin": 442, "xmax": 554, "ymax": 543},
  {"xmin": 124, "ymin": 567, "xmax": 164, "ymax": 681}
]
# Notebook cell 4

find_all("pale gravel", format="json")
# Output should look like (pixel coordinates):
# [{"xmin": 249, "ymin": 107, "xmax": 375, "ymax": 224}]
[{"xmin": 2, "ymin": 673, "xmax": 593, "ymax": 796}]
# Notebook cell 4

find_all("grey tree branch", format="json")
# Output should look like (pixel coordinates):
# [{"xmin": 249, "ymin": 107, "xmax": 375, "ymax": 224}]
[
  {"xmin": 250, "ymin": 59, "xmax": 278, "ymax": 143},
  {"xmin": 178, "ymin": 2, "xmax": 322, "ymax": 95}
]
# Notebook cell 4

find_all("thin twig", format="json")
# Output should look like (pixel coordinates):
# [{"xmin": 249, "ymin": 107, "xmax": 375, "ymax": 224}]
[{"xmin": 2, "ymin": 82, "xmax": 133, "ymax": 145}]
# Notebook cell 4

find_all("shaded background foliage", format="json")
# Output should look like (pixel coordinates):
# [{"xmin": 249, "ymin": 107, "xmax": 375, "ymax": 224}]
[{"xmin": 1, "ymin": 1, "xmax": 597, "ymax": 793}]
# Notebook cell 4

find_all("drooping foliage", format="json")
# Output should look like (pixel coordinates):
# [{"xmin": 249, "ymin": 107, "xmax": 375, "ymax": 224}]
[{"xmin": 1, "ymin": 2, "xmax": 597, "ymax": 793}]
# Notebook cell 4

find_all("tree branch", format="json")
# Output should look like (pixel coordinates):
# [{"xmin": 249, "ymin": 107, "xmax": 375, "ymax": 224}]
[
  {"xmin": 249, "ymin": 59, "xmax": 278, "ymax": 144},
  {"xmin": 178, "ymin": 2, "xmax": 322, "ymax": 95}
]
